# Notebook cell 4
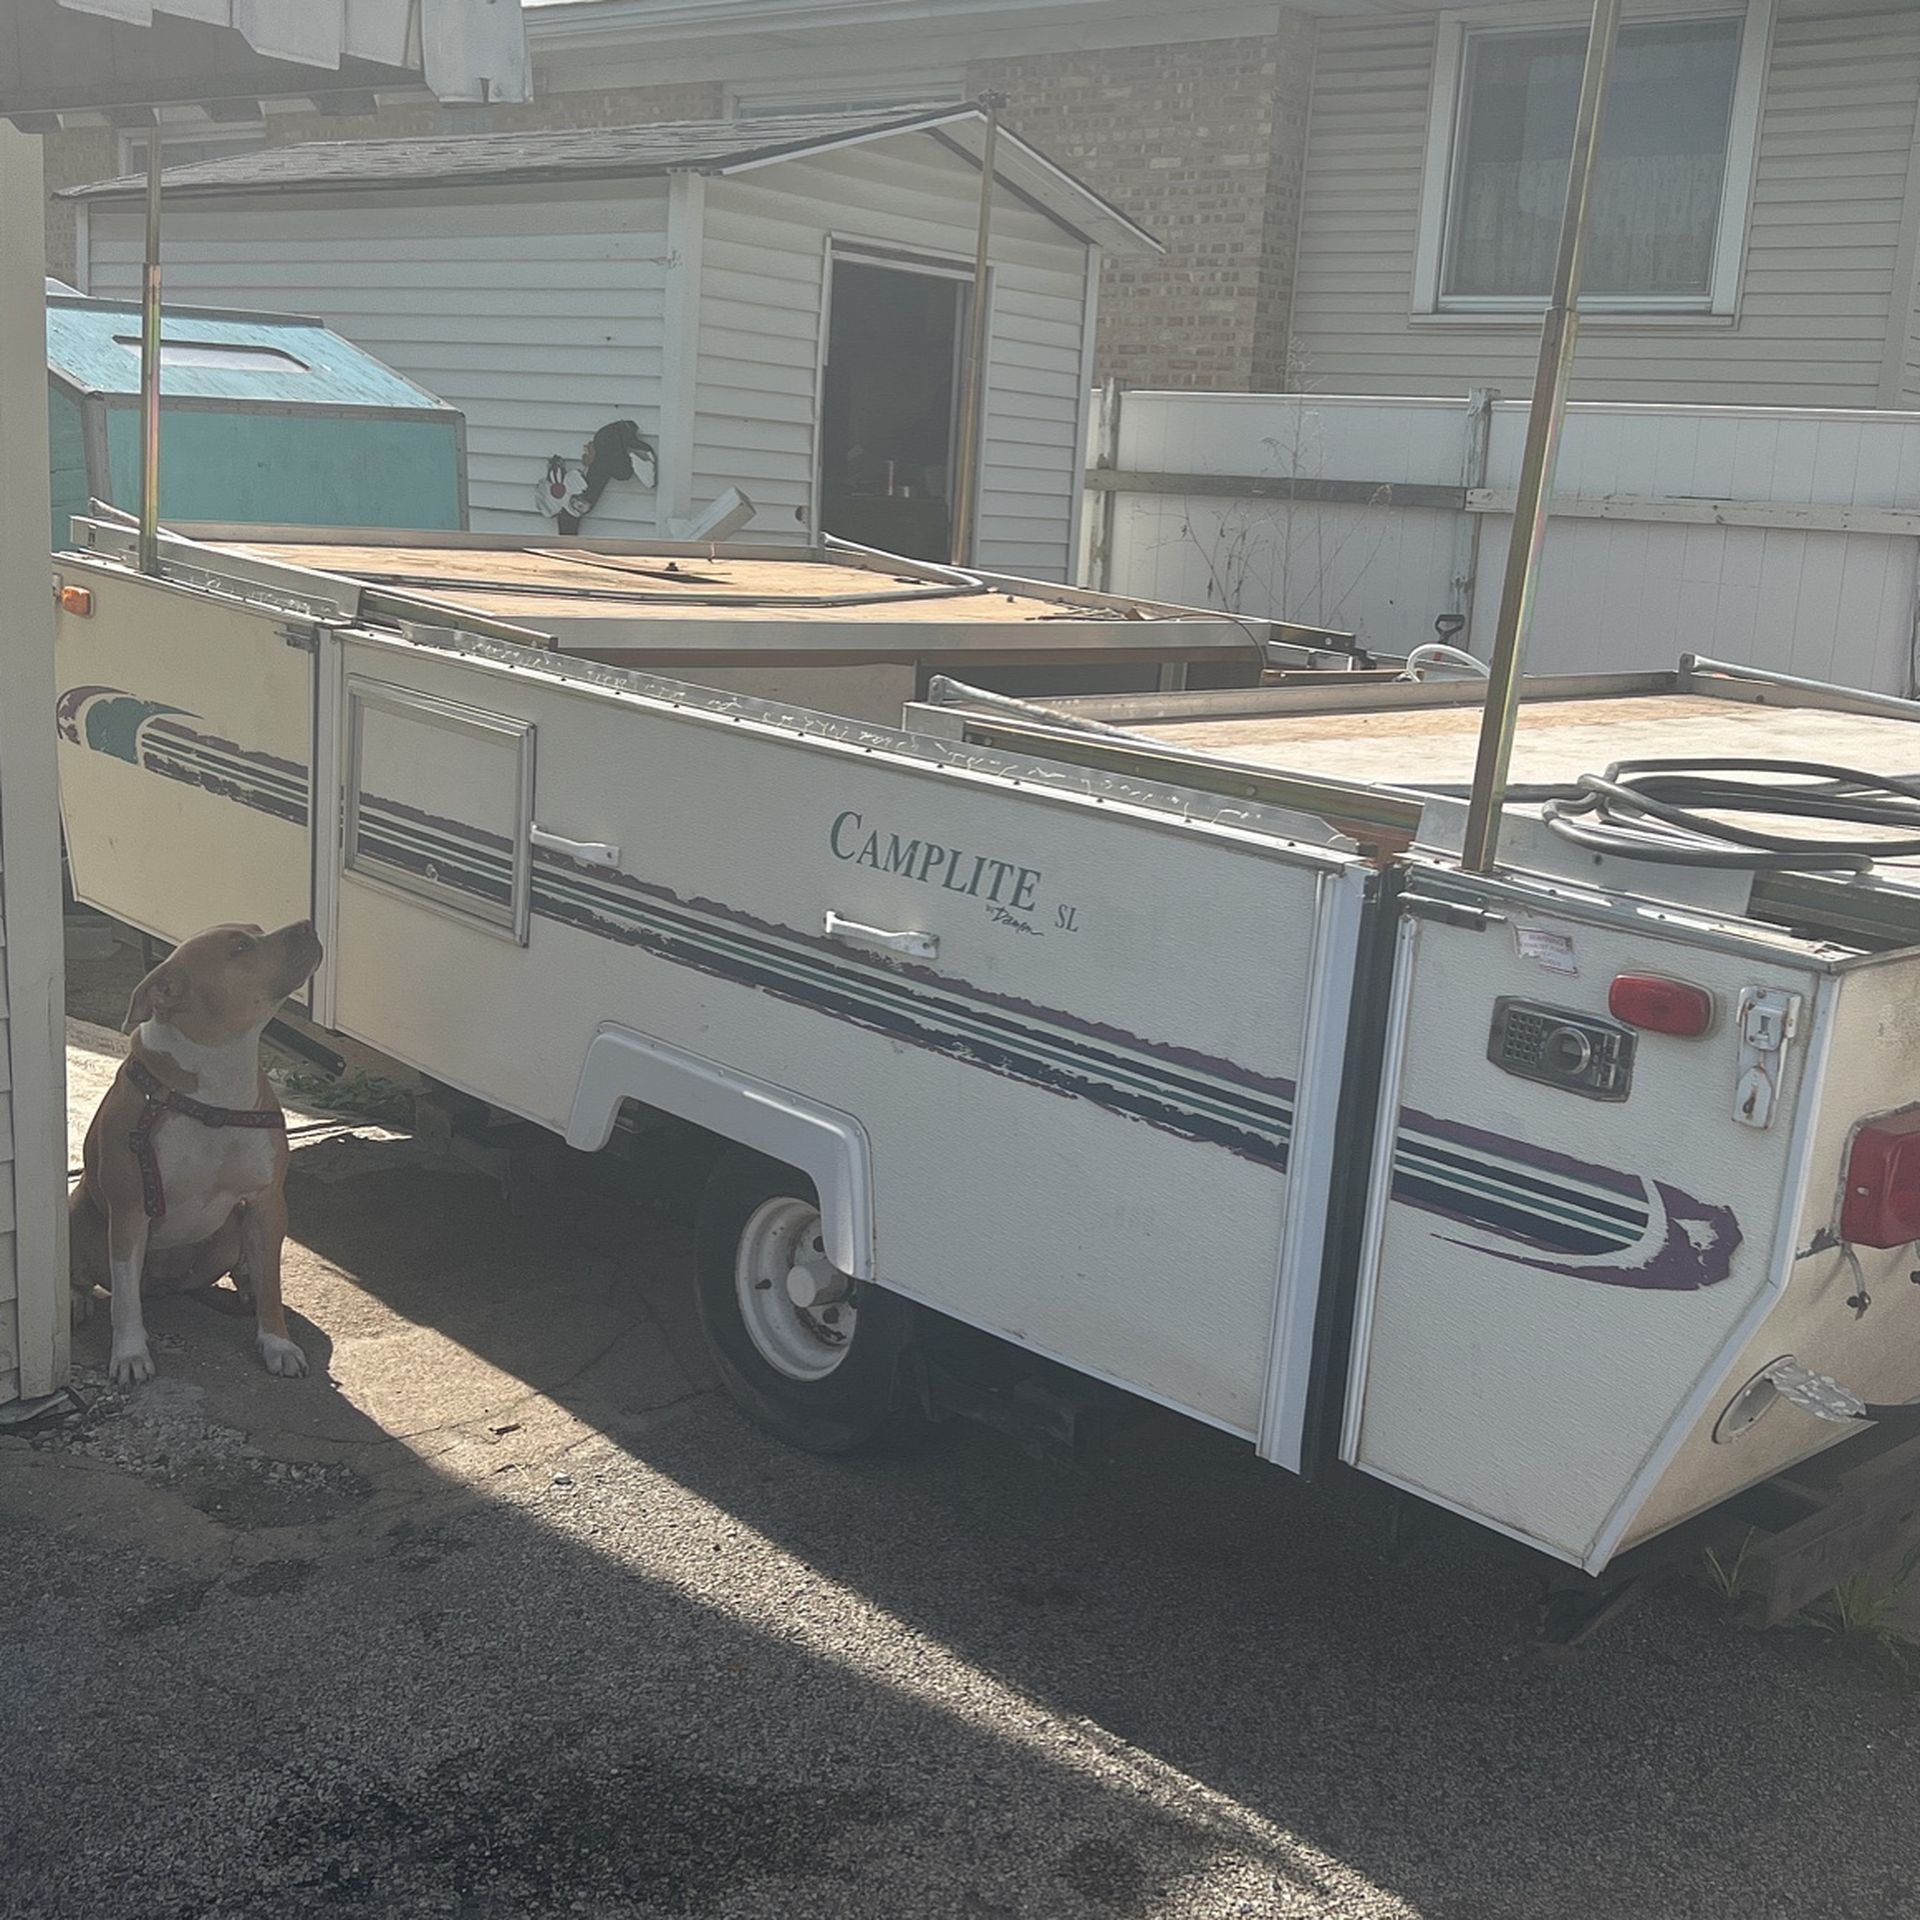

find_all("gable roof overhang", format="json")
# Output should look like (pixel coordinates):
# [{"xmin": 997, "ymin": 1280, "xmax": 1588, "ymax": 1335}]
[{"xmin": 62, "ymin": 101, "xmax": 1162, "ymax": 254}]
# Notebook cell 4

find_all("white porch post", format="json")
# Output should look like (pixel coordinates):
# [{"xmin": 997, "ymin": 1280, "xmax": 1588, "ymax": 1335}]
[{"xmin": 0, "ymin": 123, "xmax": 70, "ymax": 1398}]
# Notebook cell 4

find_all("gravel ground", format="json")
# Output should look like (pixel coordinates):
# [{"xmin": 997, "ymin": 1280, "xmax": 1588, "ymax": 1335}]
[{"xmin": 5, "ymin": 978, "xmax": 1919, "ymax": 1917}]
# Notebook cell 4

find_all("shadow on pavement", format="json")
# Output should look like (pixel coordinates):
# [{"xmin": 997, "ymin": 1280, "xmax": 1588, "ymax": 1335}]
[
  {"xmin": 12, "ymin": 1136, "xmax": 1914, "ymax": 1920},
  {"xmin": 9, "ymin": 1152, "xmax": 1374, "ymax": 1920},
  {"xmin": 266, "ymin": 1152, "xmax": 1918, "ymax": 1920}
]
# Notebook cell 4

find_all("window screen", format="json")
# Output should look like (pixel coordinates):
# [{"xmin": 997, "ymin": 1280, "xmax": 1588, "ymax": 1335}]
[{"xmin": 1442, "ymin": 17, "xmax": 1743, "ymax": 301}]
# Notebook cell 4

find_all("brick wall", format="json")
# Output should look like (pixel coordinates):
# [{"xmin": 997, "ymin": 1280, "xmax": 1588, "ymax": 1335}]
[
  {"xmin": 974, "ymin": 23, "xmax": 1316, "ymax": 391},
  {"xmin": 43, "ymin": 122, "xmax": 116, "ymax": 287},
  {"xmin": 42, "ymin": 34, "xmax": 1319, "ymax": 392}
]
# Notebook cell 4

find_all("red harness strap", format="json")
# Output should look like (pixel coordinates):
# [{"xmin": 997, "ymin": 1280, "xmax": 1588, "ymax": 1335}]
[{"xmin": 123, "ymin": 1055, "xmax": 286, "ymax": 1224}]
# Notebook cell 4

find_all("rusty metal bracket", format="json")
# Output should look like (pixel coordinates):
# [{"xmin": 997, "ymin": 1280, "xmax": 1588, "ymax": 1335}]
[{"xmin": 1743, "ymin": 1429, "xmax": 1920, "ymax": 1626}]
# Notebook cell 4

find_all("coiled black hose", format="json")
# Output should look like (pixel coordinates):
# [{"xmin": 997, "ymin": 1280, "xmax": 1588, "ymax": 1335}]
[{"xmin": 1539, "ymin": 757, "xmax": 1920, "ymax": 870}]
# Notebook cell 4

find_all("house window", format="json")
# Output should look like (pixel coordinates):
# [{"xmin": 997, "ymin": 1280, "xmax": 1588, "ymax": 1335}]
[
  {"xmin": 118, "ymin": 119, "xmax": 270, "ymax": 176},
  {"xmin": 1417, "ymin": 4, "xmax": 1771, "ymax": 314}
]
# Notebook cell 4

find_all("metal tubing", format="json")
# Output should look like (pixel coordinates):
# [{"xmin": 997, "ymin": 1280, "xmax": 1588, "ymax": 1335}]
[
  {"xmin": 136, "ymin": 133, "xmax": 163, "ymax": 575},
  {"xmin": 948, "ymin": 92, "xmax": 1006, "ymax": 568},
  {"xmin": 1459, "ymin": 0, "xmax": 1623, "ymax": 873},
  {"xmin": 1682, "ymin": 653, "xmax": 1920, "ymax": 720}
]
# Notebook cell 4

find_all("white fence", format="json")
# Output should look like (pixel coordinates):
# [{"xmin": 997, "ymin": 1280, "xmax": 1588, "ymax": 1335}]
[{"xmin": 1083, "ymin": 388, "xmax": 1920, "ymax": 696}]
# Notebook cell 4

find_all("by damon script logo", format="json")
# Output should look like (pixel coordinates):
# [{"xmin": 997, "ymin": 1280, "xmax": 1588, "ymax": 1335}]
[{"xmin": 828, "ymin": 811, "xmax": 1079, "ymax": 937}]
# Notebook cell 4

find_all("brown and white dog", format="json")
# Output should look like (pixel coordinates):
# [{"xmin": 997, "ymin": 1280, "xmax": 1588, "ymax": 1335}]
[{"xmin": 70, "ymin": 919, "xmax": 324, "ymax": 1386}]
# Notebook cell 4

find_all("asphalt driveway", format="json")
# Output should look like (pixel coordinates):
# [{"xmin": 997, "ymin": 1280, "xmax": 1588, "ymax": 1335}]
[{"xmin": 3, "ymin": 1014, "xmax": 1917, "ymax": 1919}]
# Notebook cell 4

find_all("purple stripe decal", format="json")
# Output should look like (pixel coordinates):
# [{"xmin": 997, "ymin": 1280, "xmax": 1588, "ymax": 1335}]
[
  {"xmin": 533, "ymin": 873, "xmax": 1290, "ymax": 1169},
  {"xmin": 145, "ymin": 715, "xmax": 306, "ymax": 782},
  {"xmin": 1439, "ymin": 1182, "xmax": 1743, "ymax": 1292},
  {"xmin": 1402, "ymin": 1106, "xmax": 1643, "ymax": 1198},
  {"xmin": 578, "ymin": 854, "xmax": 1298, "ymax": 1111},
  {"xmin": 143, "ymin": 749, "xmax": 307, "ymax": 826}
]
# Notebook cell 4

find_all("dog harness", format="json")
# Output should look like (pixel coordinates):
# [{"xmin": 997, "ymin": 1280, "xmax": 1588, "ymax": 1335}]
[{"xmin": 123, "ymin": 1055, "xmax": 286, "ymax": 1223}]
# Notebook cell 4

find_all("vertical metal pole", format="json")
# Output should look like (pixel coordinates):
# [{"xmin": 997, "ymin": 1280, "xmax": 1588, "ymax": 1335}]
[
  {"xmin": 1459, "ymin": 0, "xmax": 1622, "ymax": 873},
  {"xmin": 949, "ymin": 91, "xmax": 1006, "ymax": 569},
  {"xmin": 1452, "ymin": 384, "xmax": 1498, "ymax": 633},
  {"xmin": 1090, "ymin": 375, "xmax": 1122, "ymax": 592},
  {"xmin": 136, "ymin": 130, "xmax": 164, "ymax": 575}
]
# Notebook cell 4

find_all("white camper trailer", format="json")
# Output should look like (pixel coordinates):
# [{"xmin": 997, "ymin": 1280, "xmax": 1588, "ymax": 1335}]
[
  {"xmin": 51, "ymin": 514, "xmax": 1920, "ymax": 1615},
  {"xmin": 926, "ymin": 669, "xmax": 1920, "ymax": 1584}
]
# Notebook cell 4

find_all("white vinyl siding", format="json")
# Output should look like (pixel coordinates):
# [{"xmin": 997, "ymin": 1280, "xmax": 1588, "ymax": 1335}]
[
  {"xmin": 83, "ymin": 139, "xmax": 1093, "ymax": 573},
  {"xmin": 1902, "ymin": 160, "xmax": 1920, "ymax": 406},
  {"xmin": 1905, "ymin": 275, "xmax": 1920, "ymax": 407},
  {"xmin": 0, "ymin": 843, "xmax": 17, "ymax": 1406},
  {"xmin": 1291, "ymin": 0, "xmax": 1920, "ymax": 407},
  {"xmin": 1, "ymin": 119, "xmax": 64, "ymax": 1406},
  {"xmin": 86, "ymin": 184, "xmax": 671, "ymax": 536},
  {"xmin": 726, "ymin": 74, "xmax": 967, "ymax": 117},
  {"xmin": 699, "ymin": 144, "xmax": 1089, "ymax": 578}
]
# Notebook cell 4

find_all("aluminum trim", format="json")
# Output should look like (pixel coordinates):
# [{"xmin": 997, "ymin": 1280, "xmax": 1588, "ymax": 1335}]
[
  {"xmin": 309, "ymin": 630, "xmax": 344, "ymax": 1029},
  {"xmin": 1340, "ymin": 912, "xmax": 1423, "ymax": 1466},
  {"xmin": 1259, "ymin": 862, "xmax": 1370, "ymax": 1471},
  {"xmin": 341, "ymin": 624, "xmax": 1375, "ymax": 873}
]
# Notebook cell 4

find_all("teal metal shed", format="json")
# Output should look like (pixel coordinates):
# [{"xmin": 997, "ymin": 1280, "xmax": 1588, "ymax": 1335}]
[{"xmin": 46, "ymin": 291, "xmax": 466, "ymax": 548}]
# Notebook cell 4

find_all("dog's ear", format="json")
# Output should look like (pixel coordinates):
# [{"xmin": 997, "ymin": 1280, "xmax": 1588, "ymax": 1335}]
[{"xmin": 123, "ymin": 964, "xmax": 184, "ymax": 1034}]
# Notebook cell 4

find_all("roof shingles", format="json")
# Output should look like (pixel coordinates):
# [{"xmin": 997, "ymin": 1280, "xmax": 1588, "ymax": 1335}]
[
  {"xmin": 57, "ymin": 104, "xmax": 1161, "ymax": 254},
  {"xmin": 63, "ymin": 106, "xmax": 973, "ymax": 200}
]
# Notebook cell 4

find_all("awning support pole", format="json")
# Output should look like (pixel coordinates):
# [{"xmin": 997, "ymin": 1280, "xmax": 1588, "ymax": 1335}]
[
  {"xmin": 136, "ymin": 131, "xmax": 163, "ymax": 575},
  {"xmin": 1459, "ymin": 0, "xmax": 1622, "ymax": 873},
  {"xmin": 949, "ymin": 91, "xmax": 1006, "ymax": 569}
]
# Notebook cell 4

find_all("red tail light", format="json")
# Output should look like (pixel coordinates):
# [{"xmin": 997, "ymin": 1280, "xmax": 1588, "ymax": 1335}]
[
  {"xmin": 1842, "ymin": 1107, "xmax": 1920, "ymax": 1247},
  {"xmin": 1608, "ymin": 973, "xmax": 1714, "ymax": 1036}
]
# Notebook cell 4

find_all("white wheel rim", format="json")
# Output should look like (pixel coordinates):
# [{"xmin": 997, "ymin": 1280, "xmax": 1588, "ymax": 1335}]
[{"xmin": 735, "ymin": 1196, "xmax": 856, "ymax": 1382}]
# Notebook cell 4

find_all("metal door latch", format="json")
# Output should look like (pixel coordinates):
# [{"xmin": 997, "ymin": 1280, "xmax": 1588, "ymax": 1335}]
[
  {"xmin": 823, "ymin": 911, "xmax": 938, "ymax": 962},
  {"xmin": 531, "ymin": 826, "xmax": 622, "ymax": 868},
  {"xmin": 1733, "ymin": 987, "xmax": 1801, "ymax": 1131}
]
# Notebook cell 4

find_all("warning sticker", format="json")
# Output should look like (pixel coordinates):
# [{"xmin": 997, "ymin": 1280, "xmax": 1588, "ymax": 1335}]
[{"xmin": 1514, "ymin": 925, "xmax": 1578, "ymax": 975}]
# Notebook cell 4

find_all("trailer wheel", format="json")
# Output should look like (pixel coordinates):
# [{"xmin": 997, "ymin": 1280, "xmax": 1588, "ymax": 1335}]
[{"xmin": 694, "ymin": 1147, "xmax": 919, "ymax": 1453}]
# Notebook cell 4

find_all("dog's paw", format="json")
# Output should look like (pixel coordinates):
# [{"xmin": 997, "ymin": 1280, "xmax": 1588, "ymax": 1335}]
[
  {"xmin": 108, "ymin": 1341, "xmax": 155, "ymax": 1387},
  {"xmin": 256, "ymin": 1332, "xmax": 308, "ymax": 1379}
]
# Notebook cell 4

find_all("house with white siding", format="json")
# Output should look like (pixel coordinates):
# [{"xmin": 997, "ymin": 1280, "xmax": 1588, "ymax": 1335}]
[
  {"xmin": 1289, "ymin": 0, "xmax": 1920, "ymax": 409},
  {"xmin": 64, "ymin": 108, "xmax": 1152, "ymax": 578},
  {"xmin": 43, "ymin": 2, "xmax": 1920, "ymax": 409}
]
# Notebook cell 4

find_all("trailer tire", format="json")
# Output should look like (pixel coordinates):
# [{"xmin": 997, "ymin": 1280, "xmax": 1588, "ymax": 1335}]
[{"xmin": 694, "ymin": 1146, "xmax": 920, "ymax": 1453}]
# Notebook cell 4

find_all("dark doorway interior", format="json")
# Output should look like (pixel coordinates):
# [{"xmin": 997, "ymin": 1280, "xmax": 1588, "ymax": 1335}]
[{"xmin": 819, "ymin": 259, "xmax": 964, "ymax": 563}]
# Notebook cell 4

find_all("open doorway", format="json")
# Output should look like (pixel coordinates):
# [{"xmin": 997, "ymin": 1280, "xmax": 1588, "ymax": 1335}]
[{"xmin": 818, "ymin": 257, "xmax": 967, "ymax": 563}]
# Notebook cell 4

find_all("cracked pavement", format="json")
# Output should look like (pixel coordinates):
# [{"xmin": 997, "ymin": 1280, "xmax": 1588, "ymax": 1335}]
[{"xmin": 4, "ymin": 1005, "xmax": 1920, "ymax": 1918}]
